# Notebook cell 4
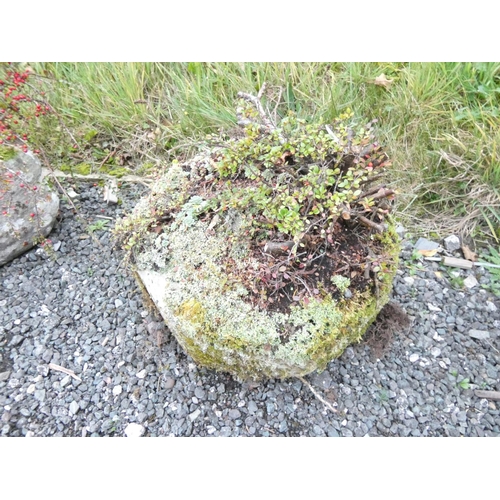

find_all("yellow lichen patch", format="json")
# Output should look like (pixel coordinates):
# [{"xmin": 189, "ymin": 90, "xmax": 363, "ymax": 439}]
[{"xmin": 176, "ymin": 298, "xmax": 205, "ymax": 324}]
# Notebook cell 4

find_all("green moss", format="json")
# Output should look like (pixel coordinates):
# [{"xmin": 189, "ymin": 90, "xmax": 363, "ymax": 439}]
[
  {"xmin": 100, "ymin": 166, "xmax": 129, "ymax": 178},
  {"xmin": 60, "ymin": 163, "xmax": 92, "ymax": 175},
  {"xmin": 176, "ymin": 298, "xmax": 205, "ymax": 324},
  {"xmin": 0, "ymin": 146, "xmax": 16, "ymax": 161}
]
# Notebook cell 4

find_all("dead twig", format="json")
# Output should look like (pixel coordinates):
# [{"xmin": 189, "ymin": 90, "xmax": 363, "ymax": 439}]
[
  {"xmin": 356, "ymin": 214, "xmax": 386, "ymax": 233},
  {"xmin": 237, "ymin": 83, "xmax": 286, "ymax": 144},
  {"xmin": 48, "ymin": 363, "xmax": 82, "ymax": 381},
  {"xmin": 298, "ymin": 376, "xmax": 337, "ymax": 413}
]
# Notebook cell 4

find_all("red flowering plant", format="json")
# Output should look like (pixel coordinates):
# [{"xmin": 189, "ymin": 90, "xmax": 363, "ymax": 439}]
[{"xmin": 0, "ymin": 63, "xmax": 58, "ymax": 253}]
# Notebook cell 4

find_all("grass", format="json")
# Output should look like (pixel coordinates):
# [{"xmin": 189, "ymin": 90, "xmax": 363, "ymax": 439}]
[{"xmin": 12, "ymin": 62, "xmax": 500, "ymax": 244}]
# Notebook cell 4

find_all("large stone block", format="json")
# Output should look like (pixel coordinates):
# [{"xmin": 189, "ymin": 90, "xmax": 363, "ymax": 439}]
[
  {"xmin": 0, "ymin": 150, "xmax": 60, "ymax": 266},
  {"xmin": 122, "ymin": 160, "xmax": 400, "ymax": 382}
]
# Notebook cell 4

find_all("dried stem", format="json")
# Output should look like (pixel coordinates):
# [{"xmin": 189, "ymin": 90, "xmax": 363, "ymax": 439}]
[{"xmin": 298, "ymin": 376, "xmax": 337, "ymax": 413}]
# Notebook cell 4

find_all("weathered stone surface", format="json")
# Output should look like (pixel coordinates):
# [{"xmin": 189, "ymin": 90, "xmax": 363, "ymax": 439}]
[
  {"xmin": 443, "ymin": 235, "xmax": 461, "ymax": 252},
  {"xmin": 0, "ymin": 151, "xmax": 59, "ymax": 266},
  {"xmin": 131, "ymin": 165, "xmax": 400, "ymax": 382}
]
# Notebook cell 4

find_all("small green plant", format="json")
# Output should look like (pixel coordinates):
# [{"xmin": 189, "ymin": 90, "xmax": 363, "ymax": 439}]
[
  {"xmin": 378, "ymin": 389, "xmax": 389, "ymax": 403},
  {"xmin": 457, "ymin": 378, "xmax": 470, "ymax": 390},
  {"xmin": 480, "ymin": 245, "xmax": 500, "ymax": 297},
  {"xmin": 87, "ymin": 219, "xmax": 109, "ymax": 233},
  {"xmin": 447, "ymin": 270, "xmax": 465, "ymax": 290},
  {"xmin": 212, "ymin": 106, "xmax": 394, "ymax": 241},
  {"xmin": 450, "ymin": 369, "xmax": 470, "ymax": 390},
  {"xmin": 406, "ymin": 250, "xmax": 424, "ymax": 275}
]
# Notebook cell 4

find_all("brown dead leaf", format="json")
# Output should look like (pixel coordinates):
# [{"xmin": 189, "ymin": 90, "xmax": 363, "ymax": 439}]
[
  {"xmin": 373, "ymin": 73, "xmax": 394, "ymax": 88},
  {"xmin": 462, "ymin": 244, "xmax": 478, "ymax": 262},
  {"xmin": 417, "ymin": 248, "xmax": 439, "ymax": 257}
]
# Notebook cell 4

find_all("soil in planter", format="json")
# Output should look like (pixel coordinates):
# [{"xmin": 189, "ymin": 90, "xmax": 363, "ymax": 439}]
[{"xmin": 222, "ymin": 215, "xmax": 395, "ymax": 318}]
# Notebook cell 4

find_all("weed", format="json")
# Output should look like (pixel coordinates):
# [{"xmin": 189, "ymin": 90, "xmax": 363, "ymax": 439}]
[
  {"xmin": 450, "ymin": 369, "xmax": 471, "ymax": 390},
  {"xmin": 447, "ymin": 270, "xmax": 465, "ymax": 290},
  {"xmin": 87, "ymin": 219, "xmax": 109, "ymax": 233},
  {"xmin": 457, "ymin": 378, "xmax": 470, "ymax": 390},
  {"xmin": 479, "ymin": 245, "xmax": 500, "ymax": 297},
  {"xmin": 378, "ymin": 389, "xmax": 389, "ymax": 402}
]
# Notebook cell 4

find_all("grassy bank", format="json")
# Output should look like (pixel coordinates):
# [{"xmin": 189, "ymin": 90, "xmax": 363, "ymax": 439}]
[{"xmin": 19, "ymin": 62, "xmax": 500, "ymax": 243}]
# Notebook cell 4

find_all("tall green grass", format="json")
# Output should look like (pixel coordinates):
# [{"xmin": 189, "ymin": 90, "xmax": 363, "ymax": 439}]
[{"xmin": 25, "ymin": 62, "xmax": 500, "ymax": 242}]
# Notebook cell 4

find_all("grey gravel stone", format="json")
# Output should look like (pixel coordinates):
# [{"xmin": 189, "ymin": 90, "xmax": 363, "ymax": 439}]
[
  {"xmin": 164, "ymin": 377, "xmax": 175, "ymax": 390},
  {"xmin": 228, "ymin": 409, "xmax": 241, "ymax": 419},
  {"xmin": 34, "ymin": 389, "xmax": 46, "ymax": 402},
  {"xmin": 469, "ymin": 329, "xmax": 490, "ymax": 340},
  {"xmin": 443, "ymin": 235, "xmax": 461, "ymax": 252}
]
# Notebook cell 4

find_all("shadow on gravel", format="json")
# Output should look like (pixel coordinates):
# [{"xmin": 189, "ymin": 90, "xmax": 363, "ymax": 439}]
[{"xmin": 363, "ymin": 302, "xmax": 411, "ymax": 360}]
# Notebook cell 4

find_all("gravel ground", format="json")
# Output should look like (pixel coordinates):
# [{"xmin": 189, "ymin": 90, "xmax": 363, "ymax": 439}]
[{"xmin": 1, "ymin": 181, "xmax": 499, "ymax": 437}]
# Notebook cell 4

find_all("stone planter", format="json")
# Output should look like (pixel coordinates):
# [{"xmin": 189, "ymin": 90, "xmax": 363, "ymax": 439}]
[{"xmin": 124, "ymin": 161, "xmax": 400, "ymax": 382}]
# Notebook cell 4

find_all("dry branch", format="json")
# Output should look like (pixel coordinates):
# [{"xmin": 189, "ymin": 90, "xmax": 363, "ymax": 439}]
[
  {"xmin": 48, "ymin": 363, "xmax": 82, "ymax": 381},
  {"xmin": 264, "ymin": 240, "xmax": 295, "ymax": 255},
  {"xmin": 299, "ymin": 376, "xmax": 337, "ymax": 413},
  {"xmin": 237, "ymin": 83, "xmax": 285, "ymax": 144},
  {"xmin": 356, "ymin": 215, "xmax": 386, "ymax": 233},
  {"xmin": 474, "ymin": 390, "xmax": 500, "ymax": 401}
]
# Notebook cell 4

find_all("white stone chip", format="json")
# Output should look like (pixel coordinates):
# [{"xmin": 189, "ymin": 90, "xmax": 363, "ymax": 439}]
[
  {"xmin": 39, "ymin": 304, "xmax": 51, "ymax": 316},
  {"xmin": 486, "ymin": 301, "xmax": 498, "ymax": 312},
  {"xmin": 427, "ymin": 303, "xmax": 442, "ymax": 312},
  {"xmin": 67, "ymin": 188, "xmax": 79, "ymax": 199},
  {"xmin": 69, "ymin": 401, "xmax": 80, "ymax": 415},
  {"xmin": 113, "ymin": 385, "xmax": 123, "ymax": 396},
  {"xmin": 463, "ymin": 275, "xmax": 479, "ymax": 289},
  {"xmin": 469, "ymin": 329, "xmax": 490, "ymax": 340},
  {"xmin": 124, "ymin": 423, "xmax": 145, "ymax": 437},
  {"xmin": 136, "ymin": 369, "xmax": 147, "ymax": 379},
  {"xmin": 409, "ymin": 353, "xmax": 420, "ymax": 363},
  {"xmin": 189, "ymin": 409, "xmax": 201, "ymax": 422},
  {"xmin": 430, "ymin": 347, "xmax": 441, "ymax": 357}
]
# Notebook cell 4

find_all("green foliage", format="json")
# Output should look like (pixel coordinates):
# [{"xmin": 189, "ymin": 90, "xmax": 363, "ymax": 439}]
[
  {"xmin": 0, "ymin": 145, "xmax": 16, "ymax": 161},
  {"xmin": 212, "ymin": 108, "xmax": 388, "ymax": 240},
  {"xmin": 450, "ymin": 369, "xmax": 471, "ymax": 390},
  {"xmin": 457, "ymin": 378, "xmax": 471, "ymax": 390},
  {"xmin": 480, "ymin": 245, "xmax": 500, "ymax": 297},
  {"xmin": 87, "ymin": 219, "xmax": 109, "ymax": 233},
  {"xmin": 20, "ymin": 62, "xmax": 500, "ymax": 243}
]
